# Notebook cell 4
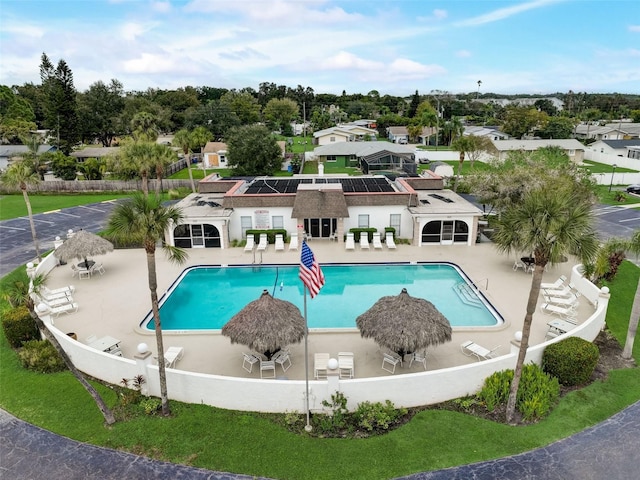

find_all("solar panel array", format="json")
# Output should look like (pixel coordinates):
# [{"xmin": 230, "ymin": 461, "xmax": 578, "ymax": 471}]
[{"xmin": 243, "ymin": 178, "xmax": 394, "ymax": 194}]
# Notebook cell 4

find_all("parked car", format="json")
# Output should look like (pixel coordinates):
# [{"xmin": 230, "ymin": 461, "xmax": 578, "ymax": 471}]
[
  {"xmin": 627, "ymin": 185, "xmax": 640, "ymax": 194},
  {"xmin": 419, "ymin": 157, "xmax": 430, "ymax": 164}
]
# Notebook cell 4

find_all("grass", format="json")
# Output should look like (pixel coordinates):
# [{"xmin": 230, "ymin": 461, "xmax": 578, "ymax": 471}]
[
  {"xmin": 0, "ymin": 259, "xmax": 638, "ymax": 479},
  {"xmin": 0, "ymin": 193, "xmax": 132, "ymax": 221},
  {"xmin": 581, "ymin": 160, "xmax": 638, "ymax": 174},
  {"xmin": 594, "ymin": 186, "xmax": 640, "ymax": 206}
]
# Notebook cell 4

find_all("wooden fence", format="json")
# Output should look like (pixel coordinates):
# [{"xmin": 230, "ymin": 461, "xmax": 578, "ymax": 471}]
[{"xmin": 0, "ymin": 179, "xmax": 194, "ymax": 194}]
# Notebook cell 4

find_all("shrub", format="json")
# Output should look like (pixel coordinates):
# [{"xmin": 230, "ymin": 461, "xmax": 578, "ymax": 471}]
[
  {"xmin": 17, "ymin": 340, "xmax": 66, "ymax": 373},
  {"xmin": 542, "ymin": 336, "xmax": 600, "ymax": 386},
  {"xmin": 139, "ymin": 397, "xmax": 162, "ymax": 415},
  {"xmin": 313, "ymin": 392, "xmax": 350, "ymax": 434},
  {"xmin": 1, "ymin": 306, "xmax": 39, "ymax": 348},
  {"xmin": 478, "ymin": 369, "xmax": 513, "ymax": 411},
  {"xmin": 478, "ymin": 364, "xmax": 559, "ymax": 421},
  {"xmin": 354, "ymin": 400, "xmax": 407, "ymax": 432},
  {"xmin": 517, "ymin": 364, "xmax": 560, "ymax": 421}
]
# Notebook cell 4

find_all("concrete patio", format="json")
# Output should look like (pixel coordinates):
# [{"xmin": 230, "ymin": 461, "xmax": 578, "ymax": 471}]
[{"xmin": 43, "ymin": 240, "xmax": 593, "ymax": 382}]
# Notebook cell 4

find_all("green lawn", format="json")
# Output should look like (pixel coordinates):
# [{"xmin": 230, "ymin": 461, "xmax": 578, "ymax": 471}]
[
  {"xmin": 594, "ymin": 186, "xmax": 640, "ymax": 207},
  {"xmin": 0, "ymin": 193, "xmax": 132, "ymax": 221},
  {"xmin": 0, "ymin": 260, "xmax": 638, "ymax": 479},
  {"xmin": 581, "ymin": 160, "xmax": 638, "ymax": 174}
]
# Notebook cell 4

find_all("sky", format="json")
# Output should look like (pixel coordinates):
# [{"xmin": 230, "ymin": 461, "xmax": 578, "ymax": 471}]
[{"xmin": 1, "ymin": 0, "xmax": 639, "ymax": 97}]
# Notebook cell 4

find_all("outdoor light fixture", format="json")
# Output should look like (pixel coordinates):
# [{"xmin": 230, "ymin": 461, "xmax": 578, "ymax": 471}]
[
  {"xmin": 327, "ymin": 358, "xmax": 338, "ymax": 370},
  {"xmin": 137, "ymin": 343, "xmax": 149, "ymax": 354}
]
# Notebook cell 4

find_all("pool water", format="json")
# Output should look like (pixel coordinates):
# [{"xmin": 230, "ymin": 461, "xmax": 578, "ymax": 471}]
[{"xmin": 144, "ymin": 263, "xmax": 502, "ymax": 331}]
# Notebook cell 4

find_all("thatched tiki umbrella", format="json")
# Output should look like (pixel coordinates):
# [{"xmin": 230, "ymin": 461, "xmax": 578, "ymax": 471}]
[
  {"xmin": 356, "ymin": 288, "xmax": 452, "ymax": 358},
  {"xmin": 222, "ymin": 290, "xmax": 305, "ymax": 360},
  {"xmin": 53, "ymin": 230, "xmax": 114, "ymax": 269}
]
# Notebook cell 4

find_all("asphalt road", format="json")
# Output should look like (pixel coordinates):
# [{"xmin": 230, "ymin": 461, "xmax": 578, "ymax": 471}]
[{"xmin": 0, "ymin": 200, "xmax": 123, "ymax": 277}]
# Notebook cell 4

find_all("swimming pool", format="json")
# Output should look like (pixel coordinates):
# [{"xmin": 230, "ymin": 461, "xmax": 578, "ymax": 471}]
[{"xmin": 144, "ymin": 263, "xmax": 503, "ymax": 331}]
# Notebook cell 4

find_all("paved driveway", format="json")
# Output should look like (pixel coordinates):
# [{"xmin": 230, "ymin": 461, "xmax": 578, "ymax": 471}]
[{"xmin": 0, "ymin": 200, "xmax": 122, "ymax": 277}]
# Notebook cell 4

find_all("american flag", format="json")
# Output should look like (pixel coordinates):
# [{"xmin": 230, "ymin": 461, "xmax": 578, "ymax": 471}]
[{"xmin": 299, "ymin": 241, "xmax": 325, "ymax": 298}]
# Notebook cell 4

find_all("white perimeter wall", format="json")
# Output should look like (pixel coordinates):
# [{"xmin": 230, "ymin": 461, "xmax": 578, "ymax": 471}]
[{"xmin": 38, "ymin": 259, "xmax": 610, "ymax": 414}]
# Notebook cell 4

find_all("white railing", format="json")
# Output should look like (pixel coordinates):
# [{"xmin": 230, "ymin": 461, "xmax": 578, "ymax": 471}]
[{"xmin": 41, "ymin": 266, "xmax": 609, "ymax": 413}]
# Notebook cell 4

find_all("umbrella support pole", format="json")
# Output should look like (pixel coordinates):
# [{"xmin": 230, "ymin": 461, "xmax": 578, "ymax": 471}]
[{"xmin": 303, "ymin": 287, "xmax": 312, "ymax": 432}]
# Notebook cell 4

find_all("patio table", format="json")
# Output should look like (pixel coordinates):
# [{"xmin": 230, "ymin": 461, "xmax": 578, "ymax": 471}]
[{"xmin": 89, "ymin": 335, "xmax": 121, "ymax": 353}]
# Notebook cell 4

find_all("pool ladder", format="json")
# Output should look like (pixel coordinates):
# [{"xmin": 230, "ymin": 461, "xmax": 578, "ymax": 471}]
[{"xmin": 453, "ymin": 282, "xmax": 484, "ymax": 308}]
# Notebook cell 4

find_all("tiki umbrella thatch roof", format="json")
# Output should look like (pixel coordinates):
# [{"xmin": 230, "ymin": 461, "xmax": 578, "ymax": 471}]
[
  {"xmin": 53, "ymin": 230, "xmax": 114, "ymax": 263},
  {"xmin": 221, "ymin": 290, "xmax": 305, "ymax": 359},
  {"xmin": 356, "ymin": 288, "xmax": 452, "ymax": 357}
]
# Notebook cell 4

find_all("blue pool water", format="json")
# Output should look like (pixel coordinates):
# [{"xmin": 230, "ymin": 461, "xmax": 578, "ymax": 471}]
[{"xmin": 144, "ymin": 263, "xmax": 502, "ymax": 331}]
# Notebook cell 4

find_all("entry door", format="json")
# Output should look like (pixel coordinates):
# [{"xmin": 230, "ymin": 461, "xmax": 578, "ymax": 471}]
[
  {"xmin": 309, "ymin": 219, "xmax": 320, "ymax": 238},
  {"xmin": 321, "ymin": 218, "xmax": 332, "ymax": 237},
  {"xmin": 441, "ymin": 221, "xmax": 454, "ymax": 244},
  {"xmin": 191, "ymin": 224, "xmax": 204, "ymax": 248}
]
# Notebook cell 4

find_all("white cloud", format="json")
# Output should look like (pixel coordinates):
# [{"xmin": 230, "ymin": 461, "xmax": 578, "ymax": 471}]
[
  {"xmin": 120, "ymin": 22, "xmax": 149, "ymax": 41},
  {"xmin": 151, "ymin": 1, "xmax": 172, "ymax": 13},
  {"xmin": 629, "ymin": 25, "xmax": 640, "ymax": 32},
  {"xmin": 433, "ymin": 9, "xmax": 447, "ymax": 20},
  {"xmin": 121, "ymin": 52, "xmax": 177, "ymax": 74},
  {"xmin": 456, "ymin": 50, "xmax": 472, "ymax": 58},
  {"xmin": 2, "ymin": 23, "xmax": 45, "ymax": 38},
  {"xmin": 456, "ymin": 0, "xmax": 561, "ymax": 27},
  {"xmin": 318, "ymin": 51, "xmax": 381, "ymax": 71}
]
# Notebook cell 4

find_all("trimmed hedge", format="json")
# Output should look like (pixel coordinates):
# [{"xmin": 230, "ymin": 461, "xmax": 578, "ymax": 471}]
[
  {"xmin": 245, "ymin": 229, "xmax": 288, "ymax": 244},
  {"xmin": 542, "ymin": 336, "xmax": 600, "ymax": 386},
  {"xmin": 1, "ymin": 305, "xmax": 39, "ymax": 348},
  {"xmin": 18, "ymin": 339, "xmax": 66, "ymax": 373}
]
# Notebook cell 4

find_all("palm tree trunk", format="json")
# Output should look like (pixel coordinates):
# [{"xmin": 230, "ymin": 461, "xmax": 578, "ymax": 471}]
[
  {"xmin": 453, "ymin": 151, "xmax": 464, "ymax": 193},
  {"xmin": 141, "ymin": 173, "xmax": 149, "ymax": 197},
  {"xmin": 155, "ymin": 169, "xmax": 162, "ymax": 198},
  {"xmin": 29, "ymin": 307, "xmax": 116, "ymax": 424},
  {"xmin": 22, "ymin": 187, "xmax": 41, "ymax": 261},
  {"xmin": 506, "ymin": 263, "xmax": 545, "ymax": 423},
  {"xmin": 187, "ymin": 162, "xmax": 196, "ymax": 193},
  {"xmin": 622, "ymin": 278, "xmax": 640, "ymax": 359},
  {"xmin": 146, "ymin": 249, "xmax": 170, "ymax": 416}
]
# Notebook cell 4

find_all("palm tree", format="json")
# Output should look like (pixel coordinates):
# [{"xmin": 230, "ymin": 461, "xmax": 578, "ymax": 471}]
[
  {"xmin": 172, "ymin": 129, "xmax": 196, "ymax": 193},
  {"xmin": 114, "ymin": 140, "xmax": 162, "ymax": 197},
  {"xmin": 622, "ymin": 278, "xmax": 640, "ymax": 359},
  {"xmin": 18, "ymin": 272, "xmax": 116, "ymax": 424},
  {"xmin": 151, "ymin": 143, "xmax": 177, "ymax": 197},
  {"xmin": 191, "ymin": 126, "xmax": 212, "ymax": 178},
  {"xmin": 1, "ymin": 161, "xmax": 42, "ymax": 261},
  {"xmin": 106, "ymin": 194, "xmax": 187, "ymax": 416},
  {"xmin": 492, "ymin": 186, "xmax": 599, "ymax": 424},
  {"xmin": 451, "ymin": 136, "xmax": 474, "ymax": 193}
]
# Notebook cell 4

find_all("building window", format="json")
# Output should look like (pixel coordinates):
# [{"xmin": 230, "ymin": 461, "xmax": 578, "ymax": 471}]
[
  {"xmin": 389, "ymin": 214, "xmax": 401, "ymax": 236},
  {"xmin": 568, "ymin": 149, "xmax": 575, "ymax": 155},
  {"xmin": 326, "ymin": 155, "xmax": 336, "ymax": 162},
  {"xmin": 272, "ymin": 215, "xmax": 284, "ymax": 229},
  {"xmin": 358, "ymin": 214, "xmax": 369, "ymax": 228},
  {"xmin": 240, "ymin": 216, "xmax": 252, "ymax": 238},
  {"xmin": 330, "ymin": 136, "xmax": 336, "ymax": 142},
  {"xmin": 173, "ymin": 224, "xmax": 221, "ymax": 248},
  {"xmin": 421, "ymin": 220, "xmax": 468, "ymax": 244}
]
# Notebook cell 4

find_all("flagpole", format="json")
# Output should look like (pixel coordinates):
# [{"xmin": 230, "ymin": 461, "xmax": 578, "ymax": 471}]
[{"xmin": 303, "ymin": 285, "xmax": 312, "ymax": 432}]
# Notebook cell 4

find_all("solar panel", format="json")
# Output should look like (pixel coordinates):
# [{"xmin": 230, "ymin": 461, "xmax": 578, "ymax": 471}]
[{"xmin": 428, "ymin": 193, "xmax": 454, "ymax": 203}]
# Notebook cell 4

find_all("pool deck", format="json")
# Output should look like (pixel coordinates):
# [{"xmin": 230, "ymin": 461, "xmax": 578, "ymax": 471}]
[{"xmin": 45, "ymin": 240, "xmax": 591, "ymax": 380}]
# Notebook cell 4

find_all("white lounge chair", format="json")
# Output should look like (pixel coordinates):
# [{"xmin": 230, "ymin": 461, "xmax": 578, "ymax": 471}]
[
  {"xmin": 274, "ymin": 234, "xmax": 285, "ymax": 252},
  {"xmin": 45, "ymin": 302, "xmax": 79, "ymax": 317},
  {"xmin": 38, "ymin": 295, "xmax": 74, "ymax": 308},
  {"xmin": 541, "ymin": 302, "xmax": 578, "ymax": 320},
  {"xmin": 513, "ymin": 259, "xmax": 527, "ymax": 272},
  {"xmin": 244, "ymin": 235, "xmax": 255, "ymax": 252},
  {"xmin": 372, "ymin": 232, "xmax": 383, "ymax": 250},
  {"xmin": 338, "ymin": 352, "xmax": 355, "ymax": 379},
  {"xmin": 543, "ymin": 294, "xmax": 579, "ymax": 308},
  {"xmin": 461, "ymin": 341, "xmax": 500, "ymax": 361},
  {"xmin": 360, "ymin": 234, "xmax": 370, "ymax": 249},
  {"xmin": 163, "ymin": 346, "xmax": 184, "ymax": 368},
  {"xmin": 42, "ymin": 285, "xmax": 75, "ymax": 296},
  {"xmin": 242, "ymin": 352, "xmax": 261, "ymax": 373},
  {"xmin": 39, "ymin": 289, "xmax": 73, "ymax": 301},
  {"xmin": 540, "ymin": 275, "xmax": 567, "ymax": 290},
  {"xmin": 543, "ymin": 283, "xmax": 577, "ymax": 298},
  {"xmin": 256, "ymin": 233, "xmax": 268, "ymax": 252},
  {"xmin": 385, "ymin": 233, "xmax": 396, "ymax": 249},
  {"xmin": 345, "ymin": 233, "xmax": 355, "ymax": 251},
  {"xmin": 288, "ymin": 233, "xmax": 299, "ymax": 251}
]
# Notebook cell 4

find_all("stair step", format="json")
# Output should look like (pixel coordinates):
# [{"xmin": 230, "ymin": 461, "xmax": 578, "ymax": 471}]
[{"xmin": 453, "ymin": 282, "xmax": 483, "ymax": 308}]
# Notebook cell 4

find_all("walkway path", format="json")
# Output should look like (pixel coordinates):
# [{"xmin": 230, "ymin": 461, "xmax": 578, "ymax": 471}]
[{"xmin": 2, "ymin": 401, "xmax": 639, "ymax": 480}]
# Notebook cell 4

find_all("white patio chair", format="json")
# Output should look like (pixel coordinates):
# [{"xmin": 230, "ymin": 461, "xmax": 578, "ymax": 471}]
[
  {"xmin": 540, "ymin": 275, "xmax": 567, "ymax": 290},
  {"xmin": 314, "ymin": 353, "xmax": 329, "ymax": 379},
  {"xmin": 345, "ymin": 233, "xmax": 355, "ymax": 251},
  {"xmin": 359, "ymin": 234, "xmax": 370, "ymax": 249},
  {"xmin": 381, "ymin": 353, "xmax": 401, "ymax": 374},
  {"xmin": 274, "ymin": 234, "xmax": 285, "ymax": 252},
  {"xmin": 92, "ymin": 263, "xmax": 106, "ymax": 275},
  {"xmin": 244, "ymin": 235, "xmax": 255, "ymax": 252},
  {"xmin": 338, "ymin": 352, "xmax": 354, "ymax": 378},
  {"xmin": 385, "ymin": 233, "xmax": 396, "ymax": 249},
  {"xmin": 256, "ymin": 233, "xmax": 268, "ymax": 252},
  {"xmin": 260, "ymin": 360, "xmax": 276, "ymax": 379},
  {"xmin": 163, "ymin": 346, "xmax": 184, "ymax": 368},
  {"xmin": 372, "ymin": 232, "xmax": 383, "ymax": 250},
  {"xmin": 409, "ymin": 351, "xmax": 428, "ymax": 370},
  {"xmin": 273, "ymin": 349, "xmax": 292, "ymax": 372},
  {"xmin": 242, "ymin": 352, "xmax": 260, "ymax": 373}
]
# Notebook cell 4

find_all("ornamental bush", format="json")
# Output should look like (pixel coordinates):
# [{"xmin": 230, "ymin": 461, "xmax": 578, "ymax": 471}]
[
  {"xmin": 542, "ymin": 336, "xmax": 600, "ymax": 386},
  {"xmin": 478, "ymin": 363, "xmax": 559, "ymax": 421},
  {"xmin": 18, "ymin": 340, "xmax": 66, "ymax": 373},
  {"xmin": 1, "ymin": 306, "xmax": 39, "ymax": 348},
  {"xmin": 354, "ymin": 400, "xmax": 407, "ymax": 432}
]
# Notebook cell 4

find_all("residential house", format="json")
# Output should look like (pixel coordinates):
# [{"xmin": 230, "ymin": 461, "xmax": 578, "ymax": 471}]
[
  {"xmin": 588, "ymin": 139, "xmax": 640, "ymax": 157},
  {"xmin": 386, "ymin": 126, "xmax": 410, "ymax": 144},
  {"xmin": 603, "ymin": 122, "xmax": 640, "ymax": 139},
  {"xmin": 313, "ymin": 124, "xmax": 377, "ymax": 146},
  {"xmin": 489, "ymin": 139, "xmax": 586, "ymax": 163},
  {"xmin": 168, "ymin": 170, "xmax": 483, "ymax": 249},
  {"xmin": 463, "ymin": 126, "xmax": 510, "ymax": 141},
  {"xmin": 203, "ymin": 142, "xmax": 228, "ymax": 169},
  {"xmin": 0, "ymin": 144, "xmax": 57, "ymax": 170},
  {"xmin": 313, "ymin": 141, "xmax": 416, "ymax": 174},
  {"xmin": 69, "ymin": 147, "xmax": 120, "ymax": 164},
  {"xmin": 574, "ymin": 124, "xmax": 627, "ymax": 141}
]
